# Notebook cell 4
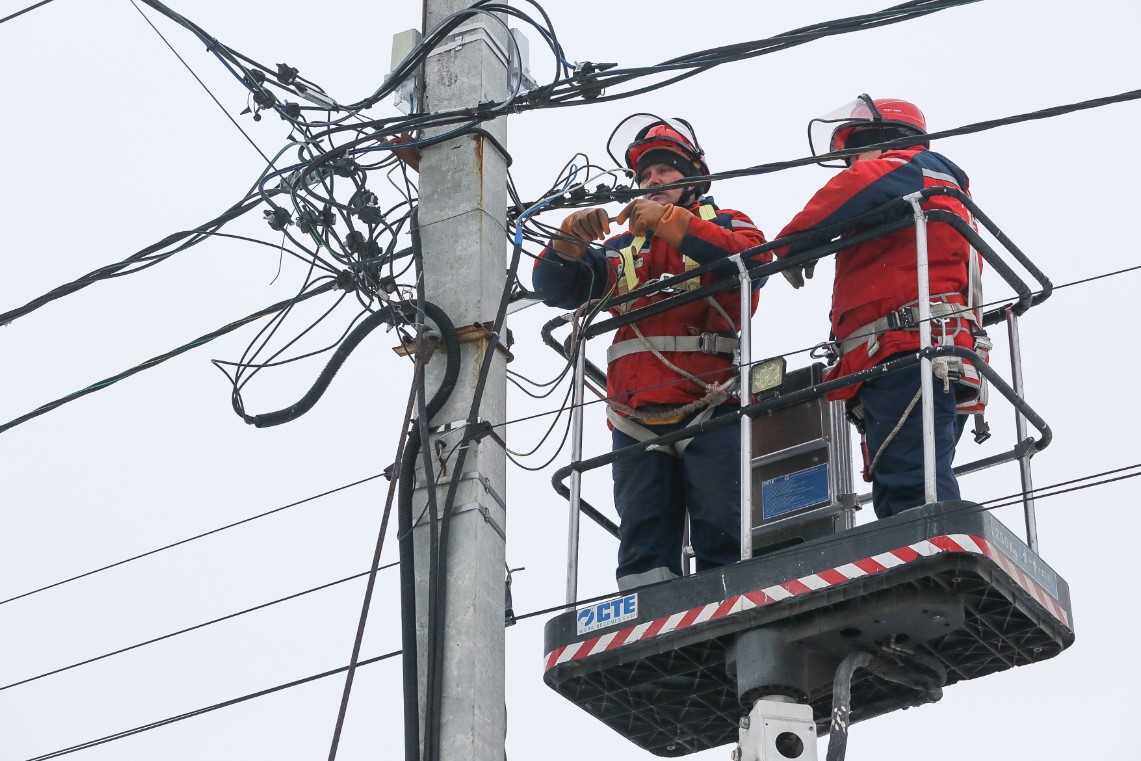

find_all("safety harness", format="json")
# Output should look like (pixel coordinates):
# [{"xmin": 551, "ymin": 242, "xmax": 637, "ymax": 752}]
[
  {"xmin": 839, "ymin": 233, "xmax": 992, "ymax": 480},
  {"xmin": 601, "ymin": 202, "xmax": 743, "ymax": 456}
]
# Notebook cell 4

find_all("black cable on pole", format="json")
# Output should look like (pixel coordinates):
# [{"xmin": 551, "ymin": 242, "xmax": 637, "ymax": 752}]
[
  {"xmin": 0, "ymin": 472, "xmax": 384, "ymax": 608},
  {"xmin": 424, "ymin": 232, "xmax": 525, "ymax": 761},
  {"xmin": 235, "ymin": 304, "xmax": 396, "ymax": 427},
  {"xmin": 327, "ymin": 335, "xmax": 426, "ymax": 761},
  {"xmin": 387, "ymin": 274, "xmax": 461, "ymax": 761},
  {"xmin": 25, "ymin": 650, "xmax": 403, "ymax": 761},
  {"xmin": 0, "ymin": 563, "xmax": 397, "ymax": 692}
]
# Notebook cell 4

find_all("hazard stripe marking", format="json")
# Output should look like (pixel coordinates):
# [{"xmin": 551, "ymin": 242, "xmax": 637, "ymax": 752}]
[{"xmin": 544, "ymin": 534, "xmax": 1070, "ymax": 670}]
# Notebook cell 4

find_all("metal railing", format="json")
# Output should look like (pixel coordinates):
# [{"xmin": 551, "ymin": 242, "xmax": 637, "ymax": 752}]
[{"xmin": 546, "ymin": 188, "xmax": 1054, "ymax": 601}]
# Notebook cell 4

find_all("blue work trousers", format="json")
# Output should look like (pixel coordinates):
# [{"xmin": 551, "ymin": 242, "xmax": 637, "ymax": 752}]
[
  {"xmin": 859, "ymin": 359, "xmax": 967, "ymax": 519},
  {"xmin": 611, "ymin": 405, "xmax": 743, "ymax": 584}
]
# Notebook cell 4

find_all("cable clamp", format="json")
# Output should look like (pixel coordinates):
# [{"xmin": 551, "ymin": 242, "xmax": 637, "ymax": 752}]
[
  {"xmin": 414, "ymin": 468, "xmax": 506, "ymax": 512},
  {"xmin": 416, "ymin": 500, "xmax": 506, "ymax": 541}
]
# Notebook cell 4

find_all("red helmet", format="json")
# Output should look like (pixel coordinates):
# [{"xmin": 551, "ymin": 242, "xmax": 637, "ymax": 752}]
[
  {"xmin": 829, "ymin": 97, "xmax": 927, "ymax": 153},
  {"xmin": 613, "ymin": 116, "xmax": 711, "ymax": 195}
]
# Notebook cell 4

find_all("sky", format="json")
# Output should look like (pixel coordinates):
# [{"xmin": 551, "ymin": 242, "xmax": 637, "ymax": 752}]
[{"xmin": 1, "ymin": 1, "xmax": 1137, "ymax": 760}]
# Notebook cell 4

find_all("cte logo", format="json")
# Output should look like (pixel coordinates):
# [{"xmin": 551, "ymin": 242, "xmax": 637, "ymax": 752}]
[{"xmin": 576, "ymin": 593, "xmax": 638, "ymax": 635}]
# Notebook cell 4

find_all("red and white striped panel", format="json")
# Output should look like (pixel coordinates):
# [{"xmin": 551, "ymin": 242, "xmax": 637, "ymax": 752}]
[{"xmin": 545, "ymin": 533, "xmax": 1068, "ymax": 672}]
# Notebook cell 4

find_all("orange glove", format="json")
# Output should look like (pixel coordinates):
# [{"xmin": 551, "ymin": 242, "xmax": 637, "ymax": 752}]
[
  {"xmin": 618, "ymin": 200, "xmax": 693, "ymax": 245},
  {"xmin": 616, "ymin": 199, "xmax": 668, "ymax": 237},
  {"xmin": 551, "ymin": 208, "xmax": 610, "ymax": 260}
]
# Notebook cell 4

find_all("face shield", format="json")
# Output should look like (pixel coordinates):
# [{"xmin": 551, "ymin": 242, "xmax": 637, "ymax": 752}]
[
  {"xmin": 606, "ymin": 114, "xmax": 704, "ymax": 175},
  {"xmin": 806, "ymin": 94, "xmax": 881, "ymax": 168}
]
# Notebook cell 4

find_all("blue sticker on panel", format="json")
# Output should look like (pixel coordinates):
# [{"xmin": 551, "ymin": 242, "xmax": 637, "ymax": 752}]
[{"xmin": 761, "ymin": 463, "xmax": 830, "ymax": 520}]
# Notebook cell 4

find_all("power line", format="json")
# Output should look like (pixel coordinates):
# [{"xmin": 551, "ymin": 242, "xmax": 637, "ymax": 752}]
[
  {"xmin": 25, "ymin": 649, "xmax": 402, "ymax": 761},
  {"xmin": 0, "ymin": 471, "xmax": 383, "ymax": 607},
  {"xmin": 128, "ymin": 0, "xmax": 275, "ymax": 166},
  {"xmin": 497, "ymin": 261, "xmax": 1141, "ymax": 445},
  {"xmin": 511, "ymin": 461, "xmax": 1141, "ymax": 624},
  {"xmin": 0, "ymin": 278, "xmax": 338, "ymax": 435},
  {"xmin": 0, "ymin": 563, "xmax": 397, "ymax": 692},
  {"xmin": 0, "ymin": 0, "xmax": 56, "ymax": 25}
]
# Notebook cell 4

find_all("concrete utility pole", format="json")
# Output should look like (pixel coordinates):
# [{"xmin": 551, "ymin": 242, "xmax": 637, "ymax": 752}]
[{"xmin": 413, "ymin": 0, "xmax": 509, "ymax": 759}]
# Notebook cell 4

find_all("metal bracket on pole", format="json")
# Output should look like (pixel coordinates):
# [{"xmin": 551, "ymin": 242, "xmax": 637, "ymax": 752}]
[
  {"xmin": 415, "ymin": 501, "xmax": 507, "ymax": 541},
  {"xmin": 414, "ymin": 470, "xmax": 507, "ymax": 513},
  {"xmin": 426, "ymin": 23, "xmax": 512, "ymax": 69},
  {"xmin": 906, "ymin": 194, "xmax": 938, "ymax": 505}
]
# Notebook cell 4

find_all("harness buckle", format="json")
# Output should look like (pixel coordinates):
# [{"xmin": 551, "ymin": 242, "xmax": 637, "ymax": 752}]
[
  {"xmin": 886, "ymin": 307, "xmax": 918, "ymax": 330},
  {"xmin": 698, "ymin": 332, "xmax": 720, "ymax": 354}
]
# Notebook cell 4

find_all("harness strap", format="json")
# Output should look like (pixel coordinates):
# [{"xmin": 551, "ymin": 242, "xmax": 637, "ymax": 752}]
[
  {"xmin": 606, "ymin": 333, "xmax": 738, "ymax": 363},
  {"xmin": 617, "ymin": 236, "xmax": 645, "ymax": 295},
  {"xmin": 836, "ymin": 297, "xmax": 975, "ymax": 358},
  {"xmin": 614, "ymin": 203, "xmax": 718, "ymax": 297},
  {"xmin": 606, "ymin": 403, "xmax": 722, "ymax": 458}
]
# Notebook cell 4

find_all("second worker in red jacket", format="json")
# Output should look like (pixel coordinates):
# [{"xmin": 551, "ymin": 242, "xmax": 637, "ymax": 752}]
[
  {"xmin": 775, "ymin": 96, "xmax": 988, "ymax": 519},
  {"xmin": 533, "ymin": 117, "xmax": 769, "ymax": 591}
]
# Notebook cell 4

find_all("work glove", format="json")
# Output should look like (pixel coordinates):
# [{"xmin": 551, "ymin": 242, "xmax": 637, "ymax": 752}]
[
  {"xmin": 782, "ymin": 261, "xmax": 816, "ymax": 289},
  {"xmin": 551, "ymin": 208, "xmax": 610, "ymax": 260},
  {"xmin": 616, "ymin": 198, "xmax": 670, "ymax": 237}
]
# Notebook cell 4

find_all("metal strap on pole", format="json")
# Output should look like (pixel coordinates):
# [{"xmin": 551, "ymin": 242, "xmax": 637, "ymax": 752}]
[
  {"xmin": 1006, "ymin": 308, "xmax": 1040, "ymax": 552},
  {"xmin": 906, "ymin": 195, "xmax": 938, "ymax": 505},
  {"xmin": 566, "ymin": 339, "xmax": 587, "ymax": 604},
  {"xmin": 734, "ymin": 254, "xmax": 753, "ymax": 561}
]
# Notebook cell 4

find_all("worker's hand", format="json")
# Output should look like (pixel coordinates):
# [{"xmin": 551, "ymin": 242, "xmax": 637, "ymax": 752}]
[
  {"xmin": 781, "ymin": 261, "xmax": 816, "ymax": 289},
  {"xmin": 551, "ymin": 208, "xmax": 610, "ymax": 260},
  {"xmin": 616, "ymin": 198, "xmax": 669, "ymax": 237}
]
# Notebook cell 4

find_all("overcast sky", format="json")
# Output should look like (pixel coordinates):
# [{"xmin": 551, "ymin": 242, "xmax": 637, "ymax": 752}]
[{"xmin": 1, "ymin": 1, "xmax": 1137, "ymax": 760}]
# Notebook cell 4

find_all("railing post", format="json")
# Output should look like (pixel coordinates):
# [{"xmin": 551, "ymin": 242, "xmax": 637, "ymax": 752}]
[
  {"xmin": 566, "ymin": 334, "xmax": 586, "ymax": 604},
  {"xmin": 734, "ymin": 255, "xmax": 753, "ymax": 561},
  {"xmin": 1006, "ymin": 307, "xmax": 1040, "ymax": 552},
  {"xmin": 906, "ymin": 195, "xmax": 938, "ymax": 505}
]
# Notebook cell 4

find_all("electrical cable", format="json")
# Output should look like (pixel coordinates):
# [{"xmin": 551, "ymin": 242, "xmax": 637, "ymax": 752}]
[
  {"xmin": 389, "ymin": 229, "xmax": 461, "ymax": 761},
  {"xmin": 0, "ymin": 191, "xmax": 279, "ymax": 327},
  {"xmin": 0, "ymin": 562, "xmax": 398, "ymax": 692},
  {"xmin": 327, "ymin": 327, "xmax": 427, "ymax": 761},
  {"xmin": 0, "ymin": 0, "xmax": 56, "ymax": 25},
  {"xmin": 510, "ymin": 462, "xmax": 1141, "ymax": 626},
  {"xmin": 25, "ymin": 649, "xmax": 403, "ymax": 761},
  {"xmin": 497, "ymin": 260, "xmax": 1141, "ymax": 444},
  {"xmin": 423, "ymin": 225, "xmax": 526, "ymax": 761},
  {"xmin": 0, "ymin": 472, "xmax": 384, "ymax": 608},
  {"xmin": 232, "ymin": 302, "xmax": 397, "ymax": 427},
  {"xmin": 0, "ymin": 278, "xmax": 338, "ymax": 435},
  {"xmin": 129, "ymin": 0, "xmax": 275, "ymax": 167}
]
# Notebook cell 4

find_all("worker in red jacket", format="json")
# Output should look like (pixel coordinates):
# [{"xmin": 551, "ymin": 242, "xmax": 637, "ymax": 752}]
[
  {"xmin": 775, "ymin": 96, "xmax": 987, "ymax": 519},
  {"xmin": 533, "ymin": 117, "xmax": 769, "ymax": 590}
]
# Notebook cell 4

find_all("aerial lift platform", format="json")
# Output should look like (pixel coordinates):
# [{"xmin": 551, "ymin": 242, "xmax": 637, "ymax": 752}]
[{"xmin": 540, "ymin": 188, "xmax": 1072, "ymax": 760}]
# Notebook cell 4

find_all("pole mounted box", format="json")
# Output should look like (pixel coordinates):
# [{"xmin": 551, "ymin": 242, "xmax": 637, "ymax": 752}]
[{"xmin": 390, "ymin": 29, "xmax": 423, "ymax": 114}]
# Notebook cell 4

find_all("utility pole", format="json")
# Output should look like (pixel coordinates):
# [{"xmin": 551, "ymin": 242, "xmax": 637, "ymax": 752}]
[{"xmin": 413, "ymin": 0, "xmax": 509, "ymax": 759}]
